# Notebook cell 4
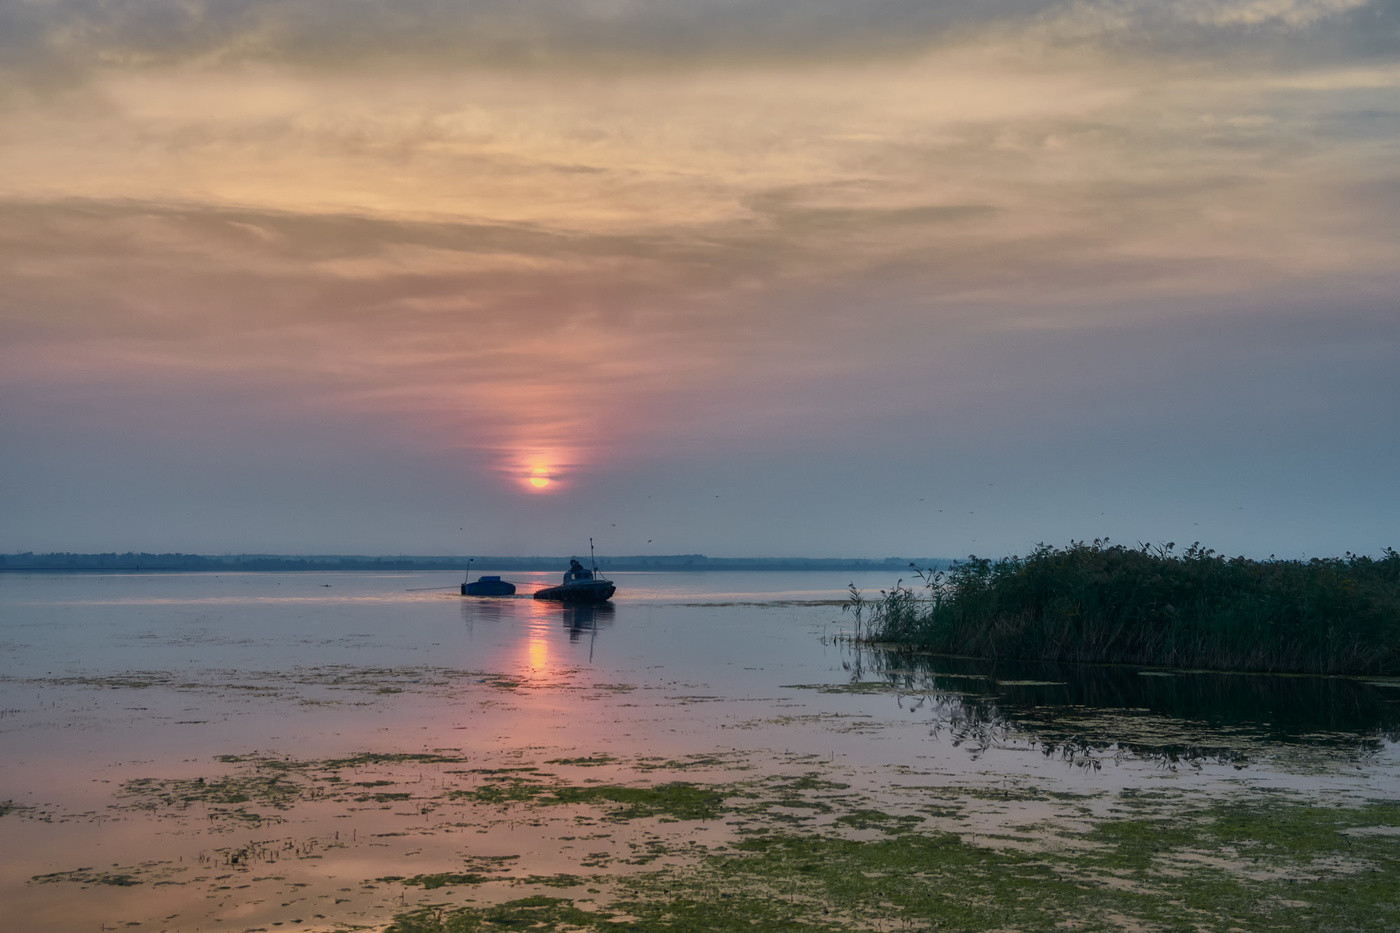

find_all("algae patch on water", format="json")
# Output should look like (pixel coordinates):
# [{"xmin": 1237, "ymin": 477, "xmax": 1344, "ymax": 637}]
[
  {"xmin": 454, "ymin": 777, "xmax": 728, "ymax": 821},
  {"xmin": 31, "ymin": 867, "xmax": 143, "ymax": 887},
  {"xmin": 117, "ymin": 772, "xmax": 303, "ymax": 826},
  {"xmin": 547, "ymin": 783, "xmax": 728, "ymax": 821},
  {"xmin": 379, "ymin": 784, "xmax": 1400, "ymax": 933},
  {"xmin": 27, "ymin": 736, "xmax": 1400, "ymax": 933}
]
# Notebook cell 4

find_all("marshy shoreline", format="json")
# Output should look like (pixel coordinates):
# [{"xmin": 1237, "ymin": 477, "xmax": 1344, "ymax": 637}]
[
  {"xmin": 850, "ymin": 541, "xmax": 1400, "ymax": 676},
  {"xmin": 9, "ymin": 663, "xmax": 1400, "ymax": 933},
  {"xmin": 3, "ymin": 570, "xmax": 1398, "ymax": 932}
]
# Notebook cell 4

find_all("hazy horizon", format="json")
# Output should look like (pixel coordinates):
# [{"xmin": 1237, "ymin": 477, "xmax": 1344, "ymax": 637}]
[{"xmin": 3, "ymin": 1, "xmax": 1397, "ymax": 560}]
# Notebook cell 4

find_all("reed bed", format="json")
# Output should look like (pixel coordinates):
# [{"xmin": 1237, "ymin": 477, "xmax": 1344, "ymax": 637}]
[{"xmin": 852, "ymin": 541, "xmax": 1400, "ymax": 675}]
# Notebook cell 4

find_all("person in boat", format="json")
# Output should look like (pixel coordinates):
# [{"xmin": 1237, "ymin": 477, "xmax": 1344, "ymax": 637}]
[{"xmin": 567, "ymin": 558, "xmax": 591, "ymax": 581}]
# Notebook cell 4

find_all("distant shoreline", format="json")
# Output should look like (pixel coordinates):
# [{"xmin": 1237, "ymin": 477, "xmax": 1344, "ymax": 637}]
[{"xmin": 0, "ymin": 553, "xmax": 949, "ymax": 574}]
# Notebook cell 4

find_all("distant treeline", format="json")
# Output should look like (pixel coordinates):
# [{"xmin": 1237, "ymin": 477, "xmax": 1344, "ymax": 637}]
[
  {"xmin": 854, "ymin": 541, "xmax": 1400, "ymax": 676},
  {"xmin": 0, "ymin": 552, "xmax": 947, "ymax": 573}
]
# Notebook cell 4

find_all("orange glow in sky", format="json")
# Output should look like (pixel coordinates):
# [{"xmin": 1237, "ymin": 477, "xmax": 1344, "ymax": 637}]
[{"xmin": 2, "ymin": 2, "xmax": 1398, "ymax": 559}]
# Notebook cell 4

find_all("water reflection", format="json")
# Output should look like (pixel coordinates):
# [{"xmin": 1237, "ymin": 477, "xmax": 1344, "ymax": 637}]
[
  {"xmin": 559, "ymin": 603, "xmax": 614, "ymax": 642},
  {"xmin": 853, "ymin": 649, "xmax": 1400, "ymax": 770},
  {"xmin": 458, "ymin": 596, "xmax": 616, "ymax": 670},
  {"xmin": 458, "ymin": 596, "xmax": 518, "ymax": 626}
]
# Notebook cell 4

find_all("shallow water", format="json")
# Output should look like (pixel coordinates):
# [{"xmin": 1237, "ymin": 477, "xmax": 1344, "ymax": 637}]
[{"xmin": 2, "ymin": 570, "xmax": 1398, "ymax": 931}]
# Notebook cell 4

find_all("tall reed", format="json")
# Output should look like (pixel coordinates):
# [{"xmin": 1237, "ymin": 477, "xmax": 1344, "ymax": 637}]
[{"xmin": 857, "ymin": 541, "xmax": 1400, "ymax": 675}]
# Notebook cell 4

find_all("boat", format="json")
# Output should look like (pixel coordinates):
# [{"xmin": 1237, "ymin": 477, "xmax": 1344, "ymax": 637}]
[
  {"xmin": 534, "ymin": 557, "xmax": 616, "ymax": 603},
  {"xmin": 462, "ymin": 574, "xmax": 516, "ymax": 596}
]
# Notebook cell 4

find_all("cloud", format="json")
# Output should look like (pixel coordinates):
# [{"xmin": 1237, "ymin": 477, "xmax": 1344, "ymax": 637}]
[
  {"xmin": 2, "ymin": 0, "xmax": 1397, "ymax": 550},
  {"xmin": 5, "ymin": 0, "xmax": 1394, "ymax": 91},
  {"xmin": 0, "ymin": 0, "xmax": 1021, "ymax": 85}
]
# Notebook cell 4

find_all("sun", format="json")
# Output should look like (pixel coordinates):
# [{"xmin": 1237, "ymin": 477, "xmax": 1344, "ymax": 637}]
[{"xmin": 528, "ymin": 467, "xmax": 551, "ymax": 490}]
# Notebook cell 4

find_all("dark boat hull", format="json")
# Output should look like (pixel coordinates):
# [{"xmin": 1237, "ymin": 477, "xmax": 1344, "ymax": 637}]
[
  {"xmin": 533, "ymin": 580, "xmax": 616, "ymax": 603},
  {"xmin": 462, "ymin": 576, "xmax": 516, "ymax": 596}
]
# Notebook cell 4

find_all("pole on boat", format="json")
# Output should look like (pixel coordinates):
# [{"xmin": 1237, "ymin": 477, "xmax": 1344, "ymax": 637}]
[
  {"xmin": 589, "ymin": 538, "xmax": 597, "ymax": 574},
  {"xmin": 464, "ymin": 557, "xmax": 473, "ymax": 586}
]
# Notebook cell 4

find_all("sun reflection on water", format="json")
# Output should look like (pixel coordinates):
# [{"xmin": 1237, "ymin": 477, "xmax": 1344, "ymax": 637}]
[
  {"xmin": 457, "ymin": 586, "xmax": 617, "ymax": 682},
  {"xmin": 525, "ymin": 621, "xmax": 550, "ymax": 676}
]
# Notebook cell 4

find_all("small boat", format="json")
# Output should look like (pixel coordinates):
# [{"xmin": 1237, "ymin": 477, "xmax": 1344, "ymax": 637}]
[
  {"xmin": 462, "ymin": 575, "xmax": 516, "ymax": 597},
  {"xmin": 534, "ymin": 558, "xmax": 616, "ymax": 603}
]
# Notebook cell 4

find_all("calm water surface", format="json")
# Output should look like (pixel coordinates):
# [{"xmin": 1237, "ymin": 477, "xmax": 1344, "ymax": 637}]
[{"xmin": 2, "ymin": 570, "xmax": 1398, "ymax": 930}]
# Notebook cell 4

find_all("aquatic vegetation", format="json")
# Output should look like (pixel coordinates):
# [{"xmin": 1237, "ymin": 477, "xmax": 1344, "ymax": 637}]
[
  {"xmin": 858, "ymin": 541, "xmax": 1400, "ymax": 675},
  {"xmin": 798, "ymin": 651, "xmax": 1400, "ymax": 774},
  {"xmin": 455, "ymin": 777, "xmax": 546, "ymax": 805},
  {"xmin": 547, "ymin": 783, "xmax": 728, "ymax": 821},
  {"xmin": 381, "ymin": 872, "xmax": 495, "ymax": 889},
  {"xmin": 386, "ymin": 896, "xmax": 604, "ymax": 933},
  {"xmin": 215, "ymin": 750, "xmax": 472, "ymax": 769},
  {"xmin": 13, "ymin": 570, "xmax": 1400, "ymax": 933},
  {"xmin": 381, "ymin": 790, "xmax": 1400, "ymax": 933},
  {"xmin": 833, "ymin": 807, "xmax": 921, "ymax": 832},
  {"xmin": 454, "ymin": 776, "xmax": 728, "ymax": 821},
  {"xmin": 31, "ymin": 868, "xmax": 142, "ymax": 886},
  {"xmin": 32, "ymin": 731, "xmax": 1400, "ymax": 933},
  {"xmin": 634, "ymin": 752, "xmax": 750, "ymax": 771},
  {"xmin": 118, "ymin": 772, "xmax": 303, "ymax": 822}
]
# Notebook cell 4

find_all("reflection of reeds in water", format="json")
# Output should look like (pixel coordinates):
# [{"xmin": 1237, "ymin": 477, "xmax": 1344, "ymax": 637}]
[
  {"xmin": 857, "ymin": 541, "xmax": 1400, "ymax": 675},
  {"xmin": 855, "ymin": 648, "xmax": 1400, "ymax": 769}
]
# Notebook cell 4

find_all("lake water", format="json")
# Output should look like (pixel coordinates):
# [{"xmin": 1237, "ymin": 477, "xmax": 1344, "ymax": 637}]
[{"xmin": 3, "ymin": 570, "xmax": 1398, "ymax": 931}]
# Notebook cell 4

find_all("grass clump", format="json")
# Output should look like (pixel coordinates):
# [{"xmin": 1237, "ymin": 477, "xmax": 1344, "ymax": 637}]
[
  {"xmin": 32, "ymin": 868, "xmax": 142, "ymax": 886},
  {"xmin": 548, "ymin": 782, "xmax": 727, "ymax": 821},
  {"xmin": 386, "ymin": 896, "xmax": 597, "ymax": 932},
  {"xmin": 382, "ymin": 872, "xmax": 493, "ymax": 890},
  {"xmin": 856, "ymin": 541, "xmax": 1400, "ymax": 675},
  {"xmin": 119, "ymin": 773, "xmax": 301, "ymax": 814}
]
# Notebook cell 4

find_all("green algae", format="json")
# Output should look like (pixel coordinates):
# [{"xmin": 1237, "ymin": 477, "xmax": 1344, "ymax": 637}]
[
  {"xmin": 118, "ymin": 772, "xmax": 301, "ymax": 823},
  {"xmin": 454, "ymin": 778, "xmax": 727, "ymax": 821},
  {"xmin": 833, "ymin": 808, "xmax": 922, "ymax": 833},
  {"xmin": 1086, "ymin": 793, "xmax": 1400, "ymax": 874},
  {"xmin": 318, "ymin": 751, "xmax": 473, "ymax": 769},
  {"xmin": 545, "ymin": 756, "xmax": 618, "ymax": 767},
  {"xmin": 381, "ymin": 782, "xmax": 1400, "ymax": 933},
  {"xmin": 381, "ymin": 873, "xmax": 494, "ymax": 890},
  {"xmin": 520, "ymin": 873, "xmax": 591, "ymax": 887},
  {"xmin": 915, "ymin": 781, "xmax": 1086, "ymax": 804},
  {"xmin": 634, "ymin": 752, "xmax": 750, "ymax": 771},
  {"xmin": 32, "ymin": 868, "xmax": 142, "ymax": 886},
  {"xmin": 111, "ymin": 750, "xmax": 484, "ymax": 826},
  {"xmin": 767, "ymin": 773, "xmax": 850, "ymax": 793},
  {"xmin": 213, "ymin": 751, "xmax": 471, "ymax": 769},
  {"xmin": 31, "ymin": 712, "xmax": 1398, "ymax": 933},
  {"xmin": 547, "ymin": 783, "xmax": 727, "ymax": 821},
  {"xmin": 386, "ymin": 896, "xmax": 601, "ymax": 933},
  {"xmin": 22, "ymin": 722, "xmax": 1400, "ymax": 933},
  {"xmin": 459, "ymin": 773, "xmax": 546, "ymax": 801}
]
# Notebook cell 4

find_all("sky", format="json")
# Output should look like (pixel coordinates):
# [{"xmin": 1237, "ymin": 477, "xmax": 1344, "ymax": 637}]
[{"xmin": 2, "ymin": 0, "xmax": 1398, "ymax": 560}]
